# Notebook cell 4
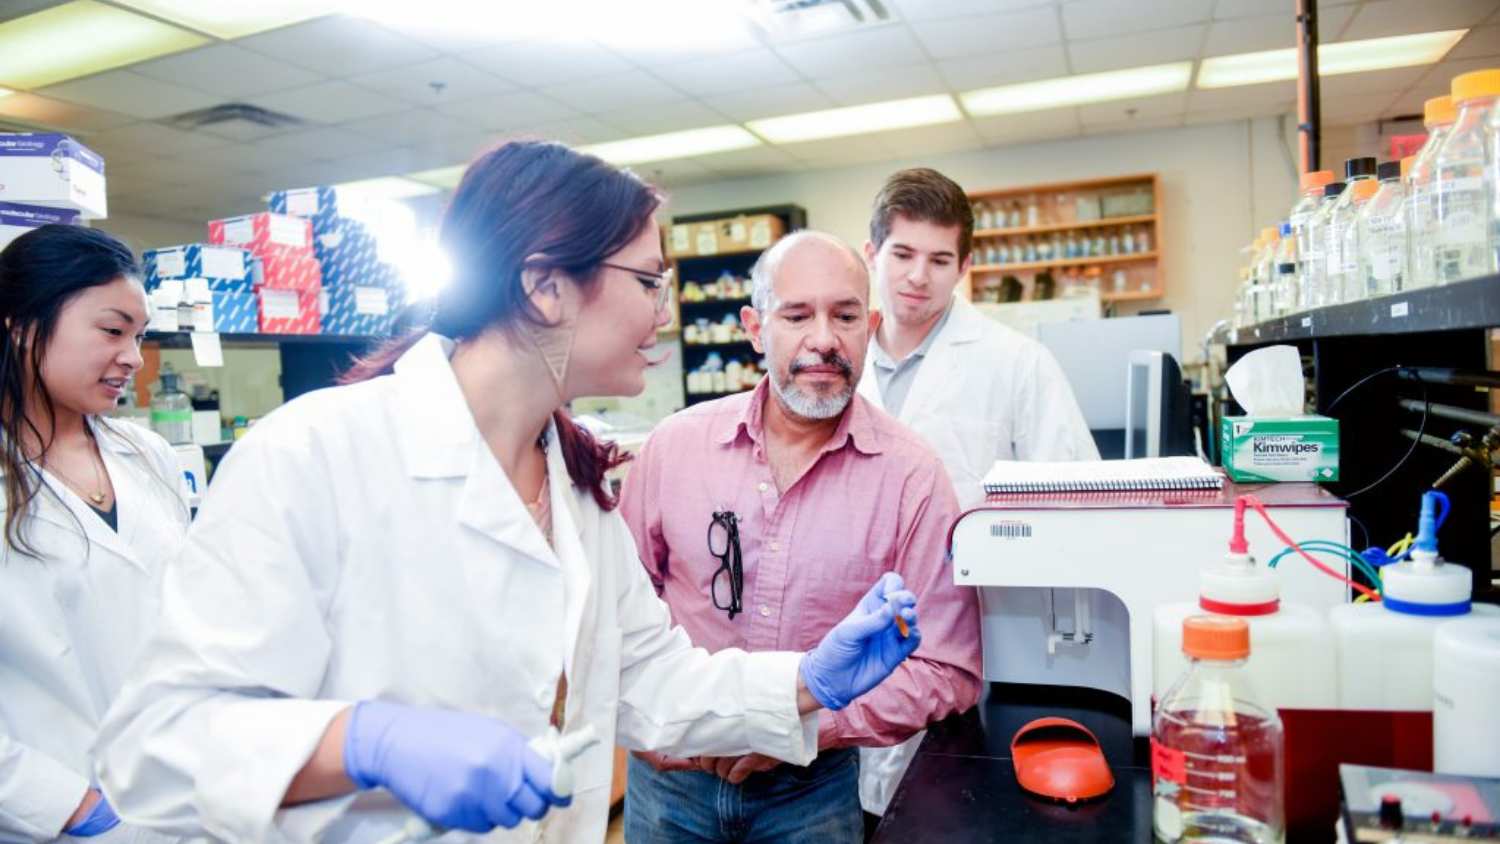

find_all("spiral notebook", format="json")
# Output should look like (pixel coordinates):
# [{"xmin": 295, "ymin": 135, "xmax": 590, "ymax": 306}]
[{"xmin": 983, "ymin": 456, "xmax": 1224, "ymax": 494}]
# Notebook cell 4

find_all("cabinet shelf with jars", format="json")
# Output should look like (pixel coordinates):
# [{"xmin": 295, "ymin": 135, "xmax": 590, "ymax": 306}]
[{"xmin": 967, "ymin": 174, "xmax": 1162, "ymax": 305}]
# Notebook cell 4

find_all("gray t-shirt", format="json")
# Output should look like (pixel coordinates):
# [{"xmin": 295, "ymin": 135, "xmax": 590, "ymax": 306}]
[{"xmin": 869, "ymin": 303, "xmax": 954, "ymax": 418}]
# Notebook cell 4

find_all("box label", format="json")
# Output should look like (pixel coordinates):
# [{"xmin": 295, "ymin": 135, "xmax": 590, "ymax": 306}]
[
  {"xmin": 222, "ymin": 217, "xmax": 255, "ymax": 246},
  {"xmin": 354, "ymin": 286, "xmax": 389, "ymax": 316},
  {"xmin": 269, "ymin": 215, "xmax": 307, "ymax": 248},
  {"xmin": 154, "ymin": 249, "xmax": 188, "ymax": 279},
  {"xmin": 200, "ymin": 246, "xmax": 246, "ymax": 280},
  {"xmin": 261, "ymin": 289, "xmax": 301, "ymax": 319}
]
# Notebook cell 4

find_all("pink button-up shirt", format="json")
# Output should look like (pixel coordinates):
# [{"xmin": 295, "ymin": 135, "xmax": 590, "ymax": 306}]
[{"xmin": 620, "ymin": 380, "xmax": 982, "ymax": 748}]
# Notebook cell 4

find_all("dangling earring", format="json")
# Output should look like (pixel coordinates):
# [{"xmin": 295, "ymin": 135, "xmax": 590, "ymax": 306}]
[{"xmin": 523, "ymin": 317, "xmax": 576, "ymax": 398}]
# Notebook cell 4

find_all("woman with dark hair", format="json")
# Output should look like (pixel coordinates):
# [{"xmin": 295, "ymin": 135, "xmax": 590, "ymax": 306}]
[
  {"xmin": 0, "ymin": 225, "xmax": 192, "ymax": 844},
  {"xmin": 97, "ymin": 141, "xmax": 922, "ymax": 844}
]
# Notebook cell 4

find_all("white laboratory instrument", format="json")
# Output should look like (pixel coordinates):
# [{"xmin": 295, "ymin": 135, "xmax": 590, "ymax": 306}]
[{"xmin": 949, "ymin": 481, "xmax": 1349, "ymax": 735}]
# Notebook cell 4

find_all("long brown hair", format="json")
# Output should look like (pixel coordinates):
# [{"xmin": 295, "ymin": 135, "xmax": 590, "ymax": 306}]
[
  {"xmin": 344, "ymin": 140, "xmax": 660, "ymax": 510},
  {"xmin": 0, "ymin": 225, "xmax": 142, "ymax": 555}
]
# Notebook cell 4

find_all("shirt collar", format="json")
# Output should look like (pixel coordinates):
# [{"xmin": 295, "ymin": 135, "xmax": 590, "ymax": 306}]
[
  {"xmin": 871, "ymin": 299, "xmax": 954, "ymax": 371},
  {"xmin": 711, "ymin": 377, "xmax": 883, "ymax": 457}
]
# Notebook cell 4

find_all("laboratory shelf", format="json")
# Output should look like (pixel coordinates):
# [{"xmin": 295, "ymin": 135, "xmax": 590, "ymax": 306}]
[
  {"xmin": 1220, "ymin": 272, "xmax": 1500, "ymax": 344},
  {"xmin": 973, "ymin": 213, "xmax": 1156, "ymax": 238},
  {"xmin": 971, "ymin": 251, "xmax": 1157, "ymax": 274}
]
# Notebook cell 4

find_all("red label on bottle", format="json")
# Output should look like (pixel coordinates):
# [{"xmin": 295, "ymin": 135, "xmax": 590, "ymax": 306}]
[{"xmin": 1151, "ymin": 737, "xmax": 1187, "ymax": 786}]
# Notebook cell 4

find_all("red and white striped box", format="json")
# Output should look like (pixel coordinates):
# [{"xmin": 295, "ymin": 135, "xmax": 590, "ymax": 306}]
[
  {"xmin": 257, "ymin": 288, "xmax": 320, "ymax": 334},
  {"xmin": 250, "ymin": 252, "xmax": 322, "ymax": 292},
  {"xmin": 209, "ymin": 212, "xmax": 313, "ymax": 257}
]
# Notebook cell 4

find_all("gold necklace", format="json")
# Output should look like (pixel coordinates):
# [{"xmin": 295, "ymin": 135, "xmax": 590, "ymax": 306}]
[{"xmin": 41, "ymin": 439, "xmax": 107, "ymax": 506}]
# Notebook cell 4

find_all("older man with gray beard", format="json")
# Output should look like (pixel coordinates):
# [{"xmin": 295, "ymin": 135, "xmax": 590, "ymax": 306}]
[{"xmin": 618, "ymin": 230, "xmax": 982, "ymax": 844}]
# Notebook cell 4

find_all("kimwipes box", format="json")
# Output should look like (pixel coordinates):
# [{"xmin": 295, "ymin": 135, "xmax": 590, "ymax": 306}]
[
  {"xmin": 1221, "ymin": 415, "xmax": 1340, "ymax": 482},
  {"xmin": 0, "ymin": 134, "xmax": 107, "ymax": 218}
]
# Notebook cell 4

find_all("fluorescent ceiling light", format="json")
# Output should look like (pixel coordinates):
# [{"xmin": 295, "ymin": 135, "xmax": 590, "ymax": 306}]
[
  {"xmin": 748, "ymin": 95, "xmax": 962, "ymax": 143},
  {"xmin": 348, "ymin": 0, "xmax": 753, "ymax": 49},
  {"xmin": 332, "ymin": 177, "xmax": 442, "ymax": 200},
  {"xmin": 407, "ymin": 165, "xmax": 467, "ymax": 190},
  {"xmin": 108, "ymin": 0, "xmax": 343, "ymax": 39},
  {"xmin": 1197, "ymin": 29, "xmax": 1468, "ymax": 89},
  {"xmin": 0, "ymin": 1, "xmax": 209, "ymax": 89},
  {"xmin": 960, "ymin": 63, "xmax": 1192, "ymax": 117},
  {"xmin": 580, "ymin": 125, "xmax": 762, "ymax": 165}
]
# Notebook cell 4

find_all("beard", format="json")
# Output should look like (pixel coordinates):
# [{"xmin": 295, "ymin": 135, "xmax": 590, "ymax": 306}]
[{"xmin": 766, "ymin": 345, "xmax": 854, "ymax": 421}]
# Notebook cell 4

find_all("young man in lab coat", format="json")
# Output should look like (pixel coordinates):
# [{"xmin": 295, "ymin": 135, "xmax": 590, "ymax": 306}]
[
  {"xmin": 619, "ymin": 230, "xmax": 982, "ymax": 844},
  {"xmin": 856, "ymin": 167, "xmax": 1099, "ymax": 822}
]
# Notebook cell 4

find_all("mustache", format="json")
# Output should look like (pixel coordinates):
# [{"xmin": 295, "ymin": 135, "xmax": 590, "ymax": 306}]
[{"xmin": 788, "ymin": 351, "xmax": 853, "ymax": 378}]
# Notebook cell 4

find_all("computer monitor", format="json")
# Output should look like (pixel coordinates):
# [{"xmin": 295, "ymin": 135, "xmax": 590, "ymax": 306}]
[{"xmin": 1124, "ymin": 349, "xmax": 1196, "ymax": 459}]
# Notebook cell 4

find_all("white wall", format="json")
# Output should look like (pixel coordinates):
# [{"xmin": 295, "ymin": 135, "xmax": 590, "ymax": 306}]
[{"xmin": 665, "ymin": 116, "xmax": 1302, "ymax": 364}]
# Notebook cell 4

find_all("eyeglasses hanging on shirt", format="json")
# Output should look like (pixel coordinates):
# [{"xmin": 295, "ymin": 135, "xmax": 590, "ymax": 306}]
[{"xmin": 707, "ymin": 510, "xmax": 743, "ymax": 620}]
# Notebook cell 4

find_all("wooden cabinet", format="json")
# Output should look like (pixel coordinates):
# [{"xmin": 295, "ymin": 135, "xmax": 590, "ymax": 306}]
[{"xmin": 967, "ymin": 174, "xmax": 1162, "ymax": 305}]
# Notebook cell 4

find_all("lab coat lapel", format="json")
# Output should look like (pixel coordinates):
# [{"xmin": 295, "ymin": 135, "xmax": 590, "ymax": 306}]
[
  {"xmin": 543, "ymin": 426, "xmax": 592, "ymax": 675},
  {"xmin": 31, "ymin": 466, "xmax": 143, "ymax": 573},
  {"xmin": 455, "ymin": 444, "xmax": 559, "ymax": 570},
  {"xmin": 897, "ymin": 298, "xmax": 983, "ymax": 426}
]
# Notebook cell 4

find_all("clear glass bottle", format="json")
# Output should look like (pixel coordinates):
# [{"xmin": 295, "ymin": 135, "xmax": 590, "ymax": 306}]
[
  {"xmin": 1408, "ymin": 95, "xmax": 1459, "ymax": 288},
  {"xmin": 1303, "ymin": 182, "xmax": 1345, "ymax": 308},
  {"xmin": 1272, "ymin": 222, "xmax": 1299, "ymax": 314},
  {"xmin": 1339, "ymin": 178, "xmax": 1381, "ymax": 303},
  {"xmin": 1434, "ymin": 70, "xmax": 1500, "ymax": 283},
  {"xmin": 1288, "ymin": 170, "xmax": 1334, "ymax": 295},
  {"xmin": 1327, "ymin": 158, "xmax": 1378, "ymax": 304},
  {"xmin": 1358, "ymin": 160, "xmax": 1408, "ymax": 297},
  {"xmin": 150, "ymin": 363, "xmax": 194, "ymax": 445},
  {"xmin": 1153, "ymin": 615, "xmax": 1285, "ymax": 844}
]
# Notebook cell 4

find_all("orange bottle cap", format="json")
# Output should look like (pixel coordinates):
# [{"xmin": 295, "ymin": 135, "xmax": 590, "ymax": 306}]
[
  {"xmin": 1400, "ymin": 156, "xmax": 1416, "ymax": 181},
  {"xmin": 1352, "ymin": 179, "xmax": 1380, "ymax": 201},
  {"xmin": 1424, "ymin": 95, "xmax": 1456, "ymax": 127},
  {"xmin": 1182, "ymin": 614, "xmax": 1250, "ymax": 660},
  {"xmin": 1452, "ymin": 69, "xmax": 1500, "ymax": 104},
  {"xmin": 1300, "ymin": 170, "xmax": 1334, "ymax": 193}
]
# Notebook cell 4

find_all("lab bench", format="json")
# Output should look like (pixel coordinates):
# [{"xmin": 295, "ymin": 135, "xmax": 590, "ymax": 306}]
[{"xmin": 871, "ymin": 683, "xmax": 1151, "ymax": 844}]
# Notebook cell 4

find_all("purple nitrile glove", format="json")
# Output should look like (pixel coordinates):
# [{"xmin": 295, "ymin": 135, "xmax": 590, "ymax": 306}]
[
  {"xmin": 64, "ymin": 792, "xmax": 119, "ymax": 837},
  {"xmin": 343, "ymin": 701, "xmax": 569, "ymax": 832},
  {"xmin": 800, "ymin": 572, "xmax": 922, "ymax": 711}
]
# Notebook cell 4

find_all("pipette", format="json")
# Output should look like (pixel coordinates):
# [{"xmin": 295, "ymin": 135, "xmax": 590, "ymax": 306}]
[{"xmin": 371, "ymin": 723, "xmax": 601, "ymax": 844}]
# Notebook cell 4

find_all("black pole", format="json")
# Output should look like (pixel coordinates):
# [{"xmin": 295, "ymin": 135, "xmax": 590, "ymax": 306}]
[{"xmin": 1297, "ymin": 0, "xmax": 1321, "ymax": 173}]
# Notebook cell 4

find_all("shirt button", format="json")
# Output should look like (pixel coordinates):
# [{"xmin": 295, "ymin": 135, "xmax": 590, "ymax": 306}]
[
  {"xmin": 769, "ymin": 541, "xmax": 780, "ymax": 552},
  {"xmin": 760, "ymin": 606, "xmax": 771, "ymax": 617},
  {"xmin": 758, "ymin": 482, "xmax": 768, "ymax": 492}
]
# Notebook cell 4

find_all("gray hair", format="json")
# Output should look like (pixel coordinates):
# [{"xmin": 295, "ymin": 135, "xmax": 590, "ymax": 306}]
[{"xmin": 749, "ymin": 229, "xmax": 870, "ymax": 313}]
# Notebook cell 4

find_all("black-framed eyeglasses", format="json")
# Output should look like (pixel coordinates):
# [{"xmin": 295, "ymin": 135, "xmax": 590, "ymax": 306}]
[
  {"xmin": 600, "ymin": 261, "xmax": 674, "ymax": 312},
  {"xmin": 708, "ymin": 510, "xmax": 743, "ymax": 620}
]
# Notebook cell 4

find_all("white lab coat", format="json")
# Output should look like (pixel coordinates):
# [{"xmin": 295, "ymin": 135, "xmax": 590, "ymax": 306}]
[
  {"xmin": 0, "ymin": 419, "xmax": 192, "ymax": 844},
  {"xmin": 855, "ymin": 296, "xmax": 1099, "ymax": 814},
  {"xmin": 97, "ymin": 334, "xmax": 818, "ymax": 844}
]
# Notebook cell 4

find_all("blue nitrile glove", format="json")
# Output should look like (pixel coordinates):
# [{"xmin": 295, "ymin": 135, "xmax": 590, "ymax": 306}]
[
  {"xmin": 800, "ymin": 572, "xmax": 921, "ymax": 711},
  {"xmin": 343, "ymin": 701, "xmax": 569, "ymax": 832},
  {"xmin": 64, "ymin": 792, "xmax": 120, "ymax": 837}
]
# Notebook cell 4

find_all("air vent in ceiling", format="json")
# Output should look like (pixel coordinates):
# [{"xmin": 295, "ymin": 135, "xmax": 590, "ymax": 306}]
[
  {"xmin": 753, "ymin": 0, "xmax": 889, "ymax": 38},
  {"xmin": 165, "ymin": 103, "xmax": 304, "ymax": 131}
]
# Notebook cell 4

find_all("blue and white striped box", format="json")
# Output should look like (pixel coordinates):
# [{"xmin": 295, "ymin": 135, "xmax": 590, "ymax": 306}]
[
  {"xmin": 144, "ymin": 244, "xmax": 254, "ymax": 293},
  {"xmin": 190, "ymin": 291, "xmax": 258, "ymax": 334},
  {"xmin": 269, "ymin": 186, "xmax": 410, "ymax": 290},
  {"xmin": 0, "ymin": 133, "xmax": 107, "ymax": 218},
  {"xmin": 320, "ymin": 283, "xmax": 404, "ymax": 336},
  {"xmin": 0, "ymin": 201, "xmax": 80, "ymax": 251}
]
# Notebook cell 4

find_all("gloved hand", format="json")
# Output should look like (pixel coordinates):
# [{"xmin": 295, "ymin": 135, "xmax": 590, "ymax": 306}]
[
  {"xmin": 343, "ymin": 701, "xmax": 569, "ymax": 832},
  {"xmin": 64, "ymin": 791, "xmax": 120, "ymax": 837},
  {"xmin": 800, "ymin": 572, "xmax": 921, "ymax": 711}
]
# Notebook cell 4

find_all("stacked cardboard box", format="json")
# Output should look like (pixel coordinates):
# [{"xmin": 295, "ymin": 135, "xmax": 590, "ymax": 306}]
[
  {"xmin": 0, "ymin": 133, "xmax": 106, "ymax": 250},
  {"xmin": 142, "ymin": 244, "xmax": 257, "ymax": 333},
  {"xmin": 209, "ymin": 212, "xmax": 321, "ymax": 334}
]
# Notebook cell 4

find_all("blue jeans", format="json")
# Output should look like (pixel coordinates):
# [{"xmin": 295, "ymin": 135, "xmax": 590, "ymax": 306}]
[{"xmin": 624, "ymin": 748, "xmax": 862, "ymax": 844}]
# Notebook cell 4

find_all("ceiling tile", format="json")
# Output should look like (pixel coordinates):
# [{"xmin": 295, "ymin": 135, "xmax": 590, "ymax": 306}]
[
  {"xmin": 696, "ymin": 82, "xmax": 836, "ymax": 121},
  {"xmin": 249, "ymin": 81, "xmax": 409, "ymax": 124},
  {"xmin": 37, "ymin": 71, "xmax": 220, "ymax": 121},
  {"xmin": 251, "ymin": 127, "xmax": 394, "ymax": 160},
  {"xmin": 0, "ymin": 93, "xmax": 135, "ymax": 132},
  {"xmin": 339, "ymin": 110, "xmax": 485, "ymax": 145},
  {"xmin": 1183, "ymin": 103, "xmax": 1292, "ymax": 126},
  {"xmin": 1062, "ymin": 0, "xmax": 1212, "ymax": 41},
  {"xmin": 773, "ymin": 27, "xmax": 928, "ymax": 79},
  {"xmin": 1214, "ymin": 0, "xmax": 1295, "ymax": 20},
  {"xmin": 1413, "ymin": 56, "xmax": 1500, "ymax": 93},
  {"xmin": 1340, "ymin": 0, "xmax": 1498, "ymax": 41},
  {"xmin": 878, "ymin": 122, "xmax": 986, "ymax": 157},
  {"xmin": 970, "ymin": 108, "xmax": 1081, "ymax": 146},
  {"xmin": 938, "ymin": 45, "xmax": 1071, "ymax": 90},
  {"xmin": 1320, "ymin": 66, "xmax": 1430, "ymax": 98},
  {"xmin": 608, "ymin": 26, "xmax": 765, "ymax": 66},
  {"xmin": 432, "ymin": 89, "xmax": 579, "ymax": 131},
  {"xmin": 172, "ymin": 143, "xmax": 305, "ymax": 176},
  {"xmin": 777, "ymin": 135, "xmax": 892, "ymax": 167},
  {"xmin": 888, "ymin": 0, "xmax": 1056, "ymax": 21},
  {"xmin": 461, "ymin": 39, "xmax": 636, "ymax": 88},
  {"xmin": 596, "ymin": 100, "xmax": 724, "ymax": 135},
  {"xmin": 636, "ymin": 158, "xmax": 717, "ymax": 188},
  {"xmin": 1077, "ymin": 92, "xmax": 1188, "ymax": 125},
  {"xmin": 910, "ymin": 7, "xmax": 1064, "ymax": 59},
  {"xmin": 1187, "ymin": 81, "xmax": 1297, "ymax": 111},
  {"xmin": 191, "ymin": 118, "xmax": 302, "ymax": 142},
  {"xmin": 131, "ymin": 44, "xmax": 322, "ymax": 99},
  {"xmin": 537, "ymin": 70, "xmax": 684, "ymax": 113},
  {"xmin": 814, "ymin": 62, "xmax": 949, "ymax": 106},
  {"xmin": 107, "ymin": 156, "xmax": 232, "ymax": 190},
  {"xmin": 1068, "ymin": 24, "xmax": 1205, "ymax": 74},
  {"xmin": 1080, "ymin": 115, "xmax": 1185, "ymax": 136},
  {"xmin": 1321, "ymin": 91, "xmax": 1399, "ymax": 125},
  {"xmin": 404, "ymin": 131, "xmax": 497, "ymax": 163},
  {"xmin": 143, "ymin": 182, "xmax": 250, "ymax": 219},
  {"xmin": 347, "ymin": 56, "xmax": 517, "ymax": 106},
  {"xmin": 235, "ymin": 15, "xmax": 440, "ymax": 77},
  {"xmin": 329, "ymin": 146, "xmax": 452, "ymax": 181},
  {"xmin": 1445, "ymin": 25, "xmax": 1500, "ymax": 60},
  {"xmin": 1204, "ymin": 14, "xmax": 1299, "ymax": 56},
  {"xmin": 690, "ymin": 145, "xmax": 801, "ymax": 175},
  {"xmin": 90, "ymin": 122, "xmax": 230, "ymax": 157},
  {"xmin": 650, "ymin": 49, "xmax": 801, "ymax": 98},
  {"xmin": 507, "ymin": 116, "xmax": 626, "ymax": 145}
]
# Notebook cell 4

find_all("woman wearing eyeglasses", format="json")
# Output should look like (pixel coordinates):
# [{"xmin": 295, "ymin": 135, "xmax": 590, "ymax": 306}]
[
  {"xmin": 0, "ymin": 225, "xmax": 193, "ymax": 844},
  {"xmin": 97, "ymin": 140, "xmax": 921, "ymax": 844}
]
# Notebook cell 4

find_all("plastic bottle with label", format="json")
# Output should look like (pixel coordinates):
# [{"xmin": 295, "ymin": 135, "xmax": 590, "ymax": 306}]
[
  {"xmin": 1153, "ymin": 615, "xmax": 1285, "ymax": 844},
  {"xmin": 1357, "ymin": 160, "xmax": 1409, "ymax": 297},
  {"xmin": 1407, "ymin": 95, "xmax": 1459, "ymax": 288},
  {"xmin": 1433, "ymin": 70, "xmax": 1500, "ymax": 283},
  {"xmin": 150, "ymin": 364, "xmax": 194, "ymax": 445},
  {"xmin": 1327, "ymin": 158, "xmax": 1378, "ymax": 304},
  {"xmin": 1303, "ymin": 182, "xmax": 1345, "ymax": 308},
  {"xmin": 1331, "ymin": 491, "xmax": 1500, "ymax": 710}
]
